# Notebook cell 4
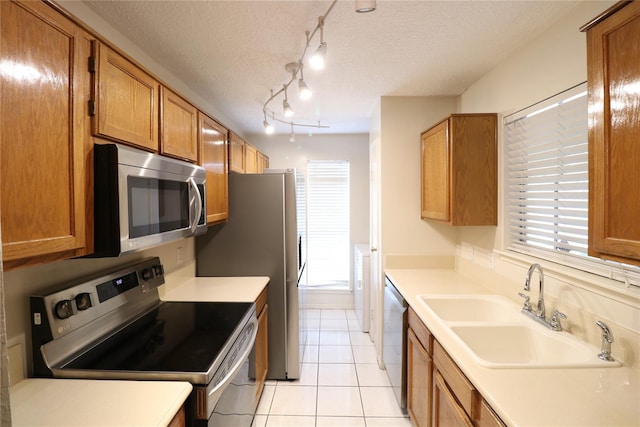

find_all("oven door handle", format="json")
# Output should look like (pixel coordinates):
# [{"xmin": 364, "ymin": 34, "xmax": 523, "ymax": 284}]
[
  {"xmin": 208, "ymin": 320, "xmax": 258, "ymax": 402},
  {"xmin": 188, "ymin": 177, "xmax": 203, "ymax": 234}
]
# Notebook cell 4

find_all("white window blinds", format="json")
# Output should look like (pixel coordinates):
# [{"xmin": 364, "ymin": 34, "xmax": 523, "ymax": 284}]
[
  {"xmin": 505, "ymin": 84, "xmax": 589, "ymax": 257},
  {"xmin": 505, "ymin": 82, "xmax": 639, "ymax": 287},
  {"xmin": 305, "ymin": 160, "xmax": 350, "ymax": 288}
]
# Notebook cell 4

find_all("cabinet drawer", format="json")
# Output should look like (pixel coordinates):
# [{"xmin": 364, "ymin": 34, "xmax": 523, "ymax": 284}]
[
  {"xmin": 408, "ymin": 307, "xmax": 432, "ymax": 354},
  {"xmin": 479, "ymin": 399, "xmax": 505, "ymax": 427},
  {"xmin": 433, "ymin": 340, "xmax": 476, "ymax": 418}
]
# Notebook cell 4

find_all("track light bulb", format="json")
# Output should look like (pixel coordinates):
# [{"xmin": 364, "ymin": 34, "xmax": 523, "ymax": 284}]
[
  {"xmin": 283, "ymin": 99, "xmax": 294, "ymax": 117},
  {"xmin": 263, "ymin": 120, "xmax": 274, "ymax": 134},
  {"xmin": 298, "ymin": 79, "xmax": 312, "ymax": 100},
  {"xmin": 309, "ymin": 42, "xmax": 327, "ymax": 70}
]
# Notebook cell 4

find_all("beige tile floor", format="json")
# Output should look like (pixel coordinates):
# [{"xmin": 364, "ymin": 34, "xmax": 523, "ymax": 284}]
[{"xmin": 252, "ymin": 309, "xmax": 412, "ymax": 427}]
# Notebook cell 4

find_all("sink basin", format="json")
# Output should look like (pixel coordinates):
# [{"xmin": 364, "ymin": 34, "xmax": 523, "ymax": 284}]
[
  {"xmin": 419, "ymin": 294, "xmax": 521, "ymax": 323},
  {"xmin": 450, "ymin": 324, "xmax": 621, "ymax": 369}
]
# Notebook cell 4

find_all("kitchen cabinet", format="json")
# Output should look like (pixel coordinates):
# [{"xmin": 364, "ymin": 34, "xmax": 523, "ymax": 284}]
[
  {"xmin": 229, "ymin": 131, "xmax": 246, "ymax": 173},
  {"xmin": 244, "ymin": 143, "xmax": 258, "ymax": 174},
  {"xmin": 160, "ymin": 86, "xmax": 198, "ymax": 162},
  {"xmin": 432, "ymin": 340, "xmax": 476, "ymax": 426},
  {"xmin": 407, "ymin": 308, "xmax": 432, "ymax": 427},
  {"xmin": 407, "ymin": 306, "xmax": 504, "ymax": 427},
  {"xmin": 198, "ymin": 112, "xmax": 229, "ymax": 224},
  {"xmin": 1, "ymin": 0, "xmax": 93, "ymax": 270},
  {"xmin": 420, "ymin": 114, "xmax": 497, "ymax": 225},
  {"xmin": 257, "ymin": 151, "xmax": 270, "ymax": 173},
  {"xmin": 254, "ymin": 286, "xmax": 269, "ymax": 402},
  {"xmin": 167, "ymin": 405, "xmax": 186, "ymax": 427},
  {"xmin": 583, "ymin": 1, "xmax": 640, "ymax": 266},
  {"xmin": 90, "ymin": 41, "xmax": 159, "ymax": 152}
]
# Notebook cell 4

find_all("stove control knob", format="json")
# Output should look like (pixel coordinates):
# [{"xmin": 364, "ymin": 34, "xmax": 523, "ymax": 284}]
[
  {"xmin": 75, "ymin": 293, "xmax": 92, "ymax": 311},
  {"xmin": 54, "ymin": 299, "xmax": 74, "ymax": 319},
  {"xmin": 141, "ymin": 268, "xmax": 153, "ymax": 281}
]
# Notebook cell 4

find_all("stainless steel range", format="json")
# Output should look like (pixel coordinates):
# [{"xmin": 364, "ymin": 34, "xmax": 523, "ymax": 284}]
[{"xmin": 30, "ymin": 257, "xmax": 258, "ymax": 426}]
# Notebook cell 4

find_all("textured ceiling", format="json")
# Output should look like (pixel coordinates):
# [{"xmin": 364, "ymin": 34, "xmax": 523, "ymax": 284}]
[{"xmin": 82, "ymin": 0, "xmax": 581, "ymax": 135}]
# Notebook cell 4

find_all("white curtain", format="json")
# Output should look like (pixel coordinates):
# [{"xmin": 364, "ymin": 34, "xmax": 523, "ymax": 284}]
[{"xmin": 0, "ymin": 225, "xmax": 11, "ymax": 425}]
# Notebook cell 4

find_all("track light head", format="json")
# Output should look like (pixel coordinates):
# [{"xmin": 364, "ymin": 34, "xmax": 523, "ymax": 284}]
[
  {"xmin": 298, "ymin": 78, "xmax": 312, "ymax": 100},
  {"xmin": 355, "ymin": 0, "xmax": 376, "ymax": 13},
  {"xmin": 309, "ymin": 42, "xmax": 327, "ymax": 70},
  {"xmin": 283, "ymin": 98, "xmax": 294, "ymax": 117},
  {"xmin": 263, "ymin": 120, "xmax": 274, "ymax": 134}
]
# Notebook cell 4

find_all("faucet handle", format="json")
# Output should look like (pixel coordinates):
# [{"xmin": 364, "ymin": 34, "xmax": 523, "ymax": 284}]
[
  {"xmin": 550, "ymin": 309, "xmax": 567, "ymax": 331},
  {"xmin": 596, "ymin": 321, "xmax": 615, "ymax": 362},
  {"xmin": 518, "ymin": 292, "xmax": 531, "ymax": 312}
]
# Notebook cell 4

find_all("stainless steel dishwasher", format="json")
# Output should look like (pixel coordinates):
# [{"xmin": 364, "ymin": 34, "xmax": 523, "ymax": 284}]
[{"xmin": 383, "ymin": 275, "xmax": 408, "ymax": 411}]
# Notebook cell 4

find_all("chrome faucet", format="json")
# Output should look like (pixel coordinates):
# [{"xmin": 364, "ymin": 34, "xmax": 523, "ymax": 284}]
[
  {"xmin": 596, "ymin": 321, "xmax": 615, "ymax": 362},
  {"xmin": 524, "ymin": 263, "xmax": 545, "ymax": 319},
  {"xmin": 519, "ymin": 263, "xmax": 567, "ymax": 331}
]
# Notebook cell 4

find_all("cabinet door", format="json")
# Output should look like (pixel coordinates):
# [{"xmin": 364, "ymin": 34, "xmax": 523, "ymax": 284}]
[
  {"xmin": 229, "ymin": 132, "xmax": 245, "ymax": 173},
  {"xmin": 198, "ymin": 113, "xmax": 229, "ymax": 224},
  {"xmin": 255, "ymin": 304, "xmax": 269, "ymax": 402},
  {"xmin": 421, "ymin": 121, "xmax": 450, "ymax": 221},
  {"xmin": 478, "ymin": 399, "xmax": 506, "ymax": 427},
  {"xmin": 587, "ymin": 1, "xmax": 640, "ymax": 265},
  {"xmin": 92, "ymin": 42, "xmax": 159, "ymax": 151},
  {"xmin": 244, "ymin": 143, "xmax": 258, "ymax": 174},
  {"xmin": 432, "ymin": 371, "xmax": 473, "ymax": 427},
  {"xmin": 257, "ymin": 152, "xmax": 269, "ymax": 173},
  {"xmin": 1, "ymin": 0, "xmax": 93, "ymax": 270},
  {"xmin": 408, "ymin": 328, "xmax": 432, "ymax": 427},
  {"xmin": 160, "ymin": 87, "xmax": 198, "ymax": 162}
]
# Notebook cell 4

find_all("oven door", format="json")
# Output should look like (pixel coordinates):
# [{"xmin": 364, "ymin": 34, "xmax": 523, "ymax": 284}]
[{"xmin": 193, "ymin": 314, "xmax": 258, "ymax": 427}]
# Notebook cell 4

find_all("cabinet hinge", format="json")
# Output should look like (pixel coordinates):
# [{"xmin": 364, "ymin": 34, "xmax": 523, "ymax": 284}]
[
  {"xmin": 88, "ymin": 56, "xmax": 96, "ymax": 73},
  {"xmin": 88, "ymin": 100, "xmax": 96, "ymax": 116}
]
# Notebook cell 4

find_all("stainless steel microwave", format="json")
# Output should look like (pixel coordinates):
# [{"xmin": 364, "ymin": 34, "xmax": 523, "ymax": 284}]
[{"xmin": 92, "ymin": 143, "xmax": 206, "ymax": 256}]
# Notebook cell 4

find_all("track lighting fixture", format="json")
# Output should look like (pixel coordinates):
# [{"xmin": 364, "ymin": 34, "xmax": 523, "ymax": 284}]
[
  {"xmin": 309, "ymin": 18, "xmax": 327, "ymax": 70},
  {"xmin": 262, "ymin": 0, "xmax": 373, "ymax": 134},
  {"xmin": 355, "ymin": 0, "xmax": 376, "ymax": 13},
  {"xmin": 298, "ymin": 67, "xmax": 312, "ymax": 100},
  {"xmin": 289, "ymin": 124, "xmax": 295, "ymax": 143}
]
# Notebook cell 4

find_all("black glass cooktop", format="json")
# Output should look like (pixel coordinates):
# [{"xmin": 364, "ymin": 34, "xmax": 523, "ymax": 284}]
[{"xmin": 63, "ymin": 301, "xmax": 252, "ymax": 382}]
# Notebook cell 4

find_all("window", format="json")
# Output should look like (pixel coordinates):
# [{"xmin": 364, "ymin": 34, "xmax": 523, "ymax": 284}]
[
  {"xmin": 505, "ymin": 82, "xmax": 639, "ymax": 287},
  {"xmin": 305, "ymin": 160, "xmax": 350, "ymax": 288}
]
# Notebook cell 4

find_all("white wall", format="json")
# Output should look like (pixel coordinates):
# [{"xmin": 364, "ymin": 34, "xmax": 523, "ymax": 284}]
[
  {"xmin": 379, "ymin": 96, "xmax": 459, "ymax": 261},
  {"xmin": 250, "ymin": 133, "xmax": 370, "ymax": 308}
]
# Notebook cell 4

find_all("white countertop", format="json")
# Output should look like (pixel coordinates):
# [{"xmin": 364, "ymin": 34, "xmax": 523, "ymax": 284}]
[
  {"xmin": 385, "ymin": 268, "xmax": 640, "ymax": 427},
  {"xmin": 160, "ymin": 276, "xmax": 270, "ymax": 302},
  {"xmin": 11, "ymin": 378, "xmax": 192, "ymax": 427}
]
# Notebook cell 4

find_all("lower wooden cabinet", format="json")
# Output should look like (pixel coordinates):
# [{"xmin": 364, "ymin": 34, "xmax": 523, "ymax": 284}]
[
  {"xmin": 432, "ymin": 371, "xmax": 473, "ymax": 427},
  {"xmin": 167, "ymin": 405, "xmax": 186, "ymax": 427},
  {"xmin": 407, "ymin": 306, "xmax": 505, "ymax": 427},
  {"xmin": 407, "ymin": 328, "xmax": 432, "ymax": 427},
  {"xmin": 254, "ymin": 286, "xmax": 269, "ymax": 402}
]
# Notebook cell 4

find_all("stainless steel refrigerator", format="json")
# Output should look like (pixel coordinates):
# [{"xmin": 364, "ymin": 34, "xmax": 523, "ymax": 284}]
[{"xmin": 196, "ymin": 170, "xmax": 304, "ymax": 380}]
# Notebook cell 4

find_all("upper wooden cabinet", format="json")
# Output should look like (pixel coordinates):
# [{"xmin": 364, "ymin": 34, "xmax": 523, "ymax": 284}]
[
  {"xmin": 90, "ymin": 41, "xmax": 159, "ymax": 152},
  {"xmin": 1, "ymin": 0, "xmax": 93, "ymax": 270},
  {"xmin": 229, "ymin": 132, "xmax": 246, "ymax": 173},
  {"xmin": 244, "ymin": 143, "xmax": 258, "ymax": 174},
  {"xmin": 257, "ymin": 152, "xmax": 270, "ymax": 173},
  {"xmin": 583, "ymin": 1, "xmax": 640, "ymax": 266},
  {"xmin": 421, "ymin": 114, "xmax": 497, "ymax": 226},
  {"xmin": 198, "ymin": 112, "xmax": 229, "ymax": 224},
  {"xmin": 160, "ymin": 86, "xmax": 198, "ymax": 162}
]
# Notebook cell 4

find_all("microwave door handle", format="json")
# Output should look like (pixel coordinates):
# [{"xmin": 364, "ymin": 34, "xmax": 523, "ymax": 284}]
[{"xmin": 188, "ymin": 178, "xmax": 203, "ymax": 233}]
